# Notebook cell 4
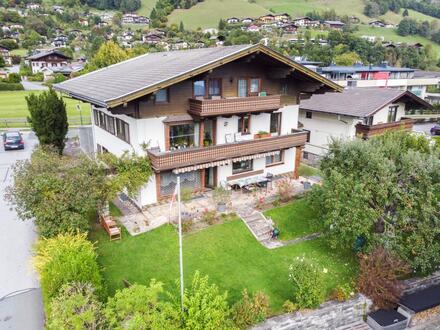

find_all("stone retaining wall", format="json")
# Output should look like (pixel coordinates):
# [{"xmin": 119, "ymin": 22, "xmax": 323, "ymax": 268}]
[
  {"xmin": 253, "ymin": 294, "xmax": 372, "ymax": 330},
  {"xmin": 403, "ymin": 271, "xmax": 440, "ymax": 294}
]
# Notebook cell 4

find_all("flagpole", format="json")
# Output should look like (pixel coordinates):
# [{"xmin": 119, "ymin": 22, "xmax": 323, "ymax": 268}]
[{"xmin": 177, "ymin": 176, "xmax": 184, "ymax": 313}]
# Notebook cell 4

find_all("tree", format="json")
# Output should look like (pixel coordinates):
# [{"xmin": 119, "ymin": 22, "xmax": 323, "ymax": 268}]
[
  {"xmin": 180, "ymin": 271, "xmax": 231, "ymax": 330},
  {"xmin": 218, "ymin": 18, "xmax": 226, "ymax": 30},
  {"xmin": 402, "ymin": 8, "xmax": 409, "ymax": 17},
  {"xmin": 179, "ymin": 21, "xmax": 185, "ymax": 32},
  {"xmin": 334, "ymin": 51, "xmax": 361, "ymax": 66},
  {"xmin": 397, "ymin": 18, "xmax": 418, "ymax": 36},
  {"xmin": 87, "ymin": 41, "xmax": 128, "ymax": 71},
  {"xmin": 6, "ymin": 147, "xmax": 108, "ymax": 237},
  {"xmin": 26, "ymin": 89, "xmax": 68, "ymax": 153},
  {"xmin": 104, "ymin": 280, "xmax": 180, "ymax": 329},
  {"xmin": 47, "ymin": 282, "xmax": 103, "ymax": 330},
  {"xmin": 309, "ymin": 132, "xmax": 440, "ymax": 273},
  {"xmin": 0, "ymin": 38, "xmax": 18, "ymax": 50},
  {"xmin": 0, "ymin": 56, "xmax": 4, "ymax": 68},
  {"xmin": 33, "ymin": 232, "xmax": 104, "ymax": 303}
]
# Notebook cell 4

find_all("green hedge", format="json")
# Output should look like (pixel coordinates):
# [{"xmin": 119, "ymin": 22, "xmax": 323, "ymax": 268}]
[{"xmin": 0, "ymin": 82, "xmax": 24, "ymax": 90}]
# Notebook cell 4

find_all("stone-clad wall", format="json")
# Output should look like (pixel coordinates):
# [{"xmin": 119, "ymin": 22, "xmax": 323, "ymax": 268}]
[
  {"xmin": 253, "ymin": 294, "xmax": 372, "ymax": 330},
  {"xmin": 403, "ymin": 271, "xmax": 440, "ymax": 294}
]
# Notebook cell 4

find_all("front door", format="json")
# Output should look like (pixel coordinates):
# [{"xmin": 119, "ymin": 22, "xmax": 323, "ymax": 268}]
[{"xmin": 205, "ymin": 167, "xmax": 215, "ymax": 188}]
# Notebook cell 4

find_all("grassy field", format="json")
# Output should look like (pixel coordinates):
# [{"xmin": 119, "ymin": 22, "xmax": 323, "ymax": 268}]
[
  {"xmin": 137, "ymin": 0, "xmax": 157, "ymax": 16},
  {"xmin": 90, "ymin": 218, "xmax": 357, "ymax": 313},
  {"xmin": 264, "ymin": 198, "xmax": 318, "ymax": 241},
  {"xmin": 0, "ymin": 91, "xmax": 90, "ymax": 125},
  {"xmin": 10, "ymin": 48, "xmax": 29, "ymax": 57},
  {"xmin": 298, "ymin": 163, "xmax": 321, "ymax": 177}
]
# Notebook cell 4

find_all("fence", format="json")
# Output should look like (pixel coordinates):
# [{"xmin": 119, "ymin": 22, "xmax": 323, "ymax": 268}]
[{"xmin": 0, "ymin": 115, "xmax": 91, "ymax": 128}]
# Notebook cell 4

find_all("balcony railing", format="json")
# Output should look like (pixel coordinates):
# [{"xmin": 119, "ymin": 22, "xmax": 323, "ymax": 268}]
[
  {"xmin": 188, "ymin": 95, "xmax": 281, "ymax": 117},
  {"xmin": 355, "ymin": 119, "xmax": 414, "ymax": 139},
  {"xmin": 147, "ymin": 130, "xmax": 307, "ymax": 171}
]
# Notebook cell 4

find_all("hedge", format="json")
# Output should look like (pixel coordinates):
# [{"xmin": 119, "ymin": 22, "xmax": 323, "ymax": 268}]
[{"xmin": 0, "ymin": 82, "xmax": 24, "ymax": 90}]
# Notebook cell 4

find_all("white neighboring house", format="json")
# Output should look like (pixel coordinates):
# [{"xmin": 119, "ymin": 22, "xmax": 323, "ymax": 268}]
[
  {"xmin": 54, "ymin": 44, "xmax": 341, "ymax": 208},
  {"xmin": 0, "ymin": 46, "xmax": 12, "ymax": 66},
  {"xmin": 27, "ymin": 50, "xmax": 72, "ymax": 74},
  {"xmin": 298, "ymin": 88, "xmax": 432, "ymax": 161}
]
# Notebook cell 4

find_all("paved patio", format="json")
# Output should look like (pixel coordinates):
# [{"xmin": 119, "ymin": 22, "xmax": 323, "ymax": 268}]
[{"xmin": 115, "ymin": 174, "xmax": 320, "ymax": 237}]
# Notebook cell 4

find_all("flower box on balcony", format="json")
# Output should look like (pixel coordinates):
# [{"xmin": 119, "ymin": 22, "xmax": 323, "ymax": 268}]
[{"xmin": 254, "ymin": 131, "xmax": 271, "ymax": 139}]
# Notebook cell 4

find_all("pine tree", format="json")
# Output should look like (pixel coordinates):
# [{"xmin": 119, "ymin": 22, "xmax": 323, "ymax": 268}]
[
  {"xmin": 402, "ymin": 8, "xmax": 409, "ymax": 17},
  {"xmin": 179, "ymin": 21, "xmax": 184, "ymax": 32},
  {"xmin": 26, "ymin": 89, "xmax": 68, "ymax": 154}
]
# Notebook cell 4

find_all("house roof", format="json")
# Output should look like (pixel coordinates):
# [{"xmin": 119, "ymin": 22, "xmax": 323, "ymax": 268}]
[
  {"xmin": 27, "ymin": 50, "xmax": 71, "ymax": 60},
  {"xmin": 300, "ymin": 87, "xmax": 432, "ymax": 117},
  {"xmin": 319, "ymin": 64, "xmax": 414, "ymax": 73},
  {"xmin": 54, "ymin": 44, "xmax": 342, "ymax": 108}
]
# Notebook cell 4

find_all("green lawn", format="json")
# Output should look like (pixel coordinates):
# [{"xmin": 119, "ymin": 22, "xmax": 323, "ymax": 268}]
[
  {"xmin": 90, "ymin": 219, "xmax": 356, "ymax": 313},
  {"xmin": 137, "ymin": 0, "xmax": 157, "ymax": 16},
  {"xmin": 10, "ymin": 48, "xmax": 29, "ymax": 57},
  {"xmin": 264, "ymin": 198, "xmax": 318, "ymax": 241},
  {"xmin": 0, "ymin": 91, "xmax": 90, "ymax": 125},
  {"xmin": 298, "ymin": 163, "xmax": 321, "ymax": 177}
]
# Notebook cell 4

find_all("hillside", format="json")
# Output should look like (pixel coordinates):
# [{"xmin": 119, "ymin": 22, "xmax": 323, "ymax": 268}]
[{"xmin": 137, "ymin": 0, "xmax": 157, "ymax": 16}]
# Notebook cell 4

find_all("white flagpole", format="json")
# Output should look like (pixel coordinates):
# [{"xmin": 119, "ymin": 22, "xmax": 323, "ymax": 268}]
[{"xmin": 177, "ymin": 176, "xmax": 184, "ymax": 313}]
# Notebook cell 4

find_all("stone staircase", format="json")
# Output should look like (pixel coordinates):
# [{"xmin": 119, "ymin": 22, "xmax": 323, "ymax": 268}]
[{"xmin": 237, "ymin": 208, "xmax": 274, "ymax": 244}]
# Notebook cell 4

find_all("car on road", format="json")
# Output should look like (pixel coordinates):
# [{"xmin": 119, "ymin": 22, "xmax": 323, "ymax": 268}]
[
  {"xmin": 2, "ymin": 131, "xmax": 24, "ymax": 150},
  {"xmin": 430, "ymin": 124, "xmax": 440, "ymax": 136}
]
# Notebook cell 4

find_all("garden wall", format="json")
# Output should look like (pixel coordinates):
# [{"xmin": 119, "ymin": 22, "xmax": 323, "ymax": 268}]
[
  {"xmin": 253, "ymin": 294, "xmax": 372, "ymax": 330},
  {"xmin": 403, "ymin": 271, "xmax": 440, "ymax": 294}
]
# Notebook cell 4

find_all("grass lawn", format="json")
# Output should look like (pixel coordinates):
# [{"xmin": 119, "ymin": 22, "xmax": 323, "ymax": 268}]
[
  {"xmin": 10, "ymin": 48, "xmax": 29, "ymax": 57},
  {"xmin": 0, "ymin": 91, "xmax": 90, "ymax": 126},
  {"xmin": 264, "ymin": 198, "xmax": 318, "ymax": 241},
  {"xmin": 298, "ymin": 163, "xmax": 321, "ymax": 177},
  {"xmin": 90, "ymin": 218, "xmax": 357, "ymax": 313},
  {"xmin": 137, "ymin": 0, "xmax": 157, "ymax": 16}
]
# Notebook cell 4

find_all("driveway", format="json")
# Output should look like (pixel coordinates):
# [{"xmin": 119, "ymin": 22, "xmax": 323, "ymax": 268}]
[
  {"xmin": 21, "ymin": 81, "xmax": 48, "ymax": 91},
  {"xmin": 0, "ymin": 131, "xmax": 44, "ymax": 329}
]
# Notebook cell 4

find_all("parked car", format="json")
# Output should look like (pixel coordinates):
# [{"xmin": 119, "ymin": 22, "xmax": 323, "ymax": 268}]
[
  {"xmin": 430, "ymin": 124, "xmax": 440, "ymax": 135},
  {"xmin": 3, "ymin": 131, "xmax": 24, "ymax": 150}
]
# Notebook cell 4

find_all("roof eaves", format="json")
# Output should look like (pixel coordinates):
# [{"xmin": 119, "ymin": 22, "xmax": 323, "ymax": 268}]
[{"xmin": 299, "ymin": 106, "xmax": 360, "ymax": 118}]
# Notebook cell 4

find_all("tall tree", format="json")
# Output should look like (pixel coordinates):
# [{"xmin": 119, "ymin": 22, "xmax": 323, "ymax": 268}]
[
  {"xmin": 87, "ymin": 41, "xmax": 128, "ymax": 71},
  {"xmin": 26, "ymin": 89, "xmax": 68, "ymax": 154}
]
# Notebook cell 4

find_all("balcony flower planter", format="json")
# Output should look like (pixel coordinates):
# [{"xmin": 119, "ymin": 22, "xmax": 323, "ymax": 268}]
[{"xmin": 254, "ymin": 132, "xmax": 271, "ymax": 139}]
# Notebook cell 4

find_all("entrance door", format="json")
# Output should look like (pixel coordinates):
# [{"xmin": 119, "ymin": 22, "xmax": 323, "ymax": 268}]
[{"xmin": 205, "ymin": 167, "xmax": 215, "ymax": 188}]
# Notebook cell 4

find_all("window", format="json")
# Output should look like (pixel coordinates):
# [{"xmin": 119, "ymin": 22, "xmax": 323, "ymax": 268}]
[
  {"xmin": 270, "ymin": 112, "xmax": 281, "ymax": 134},
  {"xmin": 387, "ymin": 106, "xmax": 398, "ymax": 122},
  {"xmin": 155, "ymin": 88, "xmax": 168, "ymax": 103},
  {"xmin": 238, "ymin": 115, "xmax": 250, "ymax": 134},
  {"xmin": 266, "ymin": 150, "xmax": 283, "ymax": 166},
  {"xmin": 232, "ymin": 159, "xmax": 253, "ymax": 174},
  {"xmin": 249, "ymin": 78, "xmax": 261, "ymax": 94},
  {"xmin": 115, "ymin": 118, "xmax": 130, "ymax": 143},
  {"xmin": 94, "ymin": 109, "xmax": 130, "ymax": 144},
  {"xmin": 93, "ymin": 109, "xmax": 99, "ymax": 126},
  {"xmin": 238, "ymin": 79, "xmax": 248, "ymax": 97},
  {"xmin": 193, "ymin": 80, "xmax": 206, "ymax": 97},
  {"xmin": 303, "ymin": 151, "xmax": 309, "ymax": 160},
  {"xmin": 169, "ymin": 123, "xmax": 199, "ymax": 150},
  {"xmin": 106, "ymin": 115, "xmax": 115, "ymax": 135},
  {"xmin": 208, "ymin": 78, "xmax": 221, "ymax": 97},
  {"xmin": 98, "ymin": 111, "xmax": 106, "ymax": 129},
  {"xmin": 306, "ymin": 111, "xmax": 312, "ymax": 119},
  {"xmin": 363, "ymin": 116, "xmax": 373, "ymax": 126}
]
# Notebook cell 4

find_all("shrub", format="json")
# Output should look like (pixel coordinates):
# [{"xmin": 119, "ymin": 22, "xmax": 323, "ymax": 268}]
[
  {"xmin": 33, "ymin": 232, "xmax": 104, "ymax": 305},
  {"xmin": 201, "ymin": 209, "xmax": 218, "ymax": 225},
  {"xmin": 0, "ymin": 81, "xmax": 24, "ymax": 90},
  {"xmin": 288, "ymin": 256, "xmax": 325, "ymax": 309},
  {"xmin": 7, "ymin": 72, "xmax": 21, "ymax": 83},
  {"xmin": 212, "ymin": 186, "xmax": 231, "ymax": 205},
  {"xmin": 28, "ymin": 72, "xmax": 44, "ymax": 81},
  {"xmin": 358, "ymin": 247, "xmax": 410, "ymax": 309},
  {"xmin": 282, "ymin": 300, "xmax": 298, "ymax": 313},
  {"xmin": 104, "ymin": 280, "xmax": 179, "ymax": 329},
  {"xmin": 276, "ymin": 174, "xmax": 295, "ymax": 202},
  {"xmin": 232, "ymin": 289, "xmax": 269, "ymax": 329},
  {"xmin": 182, "ymin": 219, "xmax": 193, "ymax": 232},
  {"xmin": 181, "ymin": 187, "xmax": 193, "ymax": 202},
  {"xmin": 181, "ymin": 271, "xmax": 231, "ymax": 330},
  {"xmin": 330, "ymin": 283, "xmax": 355, "ymax": 302},
  {"xmin": 46, "ymin": 282, "xmax": 103, "ymax": 330}
]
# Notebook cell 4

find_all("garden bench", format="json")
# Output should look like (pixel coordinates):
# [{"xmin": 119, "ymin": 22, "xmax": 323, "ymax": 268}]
[{"xmin": 99, "ymin": 213, "xmax": 121, "ymax": 241}]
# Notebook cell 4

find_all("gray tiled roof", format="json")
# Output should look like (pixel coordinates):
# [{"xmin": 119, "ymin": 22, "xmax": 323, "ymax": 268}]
[
  {"xmin": 27, "ymin": 50, "xmax": 71, "ymax": 60},
  {"xmin": 300, "ymin": 87, "xmax": 429, "ymax": 117},
  {"xmin": 54, "ymin": 45, "xmax": 253, "ymax": 107}
]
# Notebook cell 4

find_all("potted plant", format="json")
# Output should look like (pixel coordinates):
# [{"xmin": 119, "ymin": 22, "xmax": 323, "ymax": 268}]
[
  {"xmin": 212, "ymin": 186, "xmax": 231, "ymax": 212},
  {"xmin": 254, "ymin": 130, "xmax": 271, "ymax": 139}
]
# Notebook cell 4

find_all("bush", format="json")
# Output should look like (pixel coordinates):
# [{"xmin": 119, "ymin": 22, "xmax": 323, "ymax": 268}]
[
  {"xmin": 28, "ymin": 72, "xmax": 44, "ymax": 81},
  {"xmin": 282, "ymin": 300, "xmax": 298, "ymax": 313},
  {"xmin": 181, "ymin": 271, "xmax": 231, "ymax": 329},
  {"xmin": 232, "ymin": 289, "xmax": 269, "ymax": 329},
  {"xmin": 288, "ymin": 256, "xmax": 325, "ymax": 308},
  {"xmin": 0, "ymin": 81, "xmax": 24, "ymax": 90},
  {"xmin": 181, "ymin": 187, "xmax": 193, "ymax": 202},
  {"xmin": 276, "ymin": 174, "xmax": 295, "ymax": 202},
  {"xmin": 6, "ymin": 72, "xmax": 21, "ymax": 83},
  {"xmin": 104, "ymin": 280, "xmax": 179, "ymax": 329},
  {"xmin": 330, "ymin": 283, "xmax": 355, "ymax": 302},
  {"xmin": 33, "ymin": 232, "xmax": 104, "ymax": 305},
  {"xmin": 182, "ymin": 219, "xmax": 193, "ymax": 232},
  {"xmin": 46, "ymin": 282, "xmax": 103, "ymax": 330},
  {"xmin": 358, "ymin": 247, "xmax": 410, "ymax": 309},
  {"xmin": 201, "ymin": 209, "xmax": 218, "ymax": 225}
]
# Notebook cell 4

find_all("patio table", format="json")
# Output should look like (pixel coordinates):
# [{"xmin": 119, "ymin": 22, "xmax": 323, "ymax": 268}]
[{"xmin": 228, "ymin": 175, "xmax": 269, "ymax": 191}]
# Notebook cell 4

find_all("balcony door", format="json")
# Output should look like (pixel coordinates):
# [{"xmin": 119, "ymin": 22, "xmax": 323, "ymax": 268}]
[{"xmin": 238, "ymin": 79, "xmax": 248, "ymax": 97}]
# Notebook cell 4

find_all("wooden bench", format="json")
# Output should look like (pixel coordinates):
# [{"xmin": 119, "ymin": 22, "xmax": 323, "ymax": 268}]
[{"xmin": 99, "ymin": 213, "xmax": 121, "ymax": 241}]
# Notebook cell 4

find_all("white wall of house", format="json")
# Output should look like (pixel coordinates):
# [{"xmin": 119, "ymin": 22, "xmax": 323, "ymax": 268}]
[
  {"xmin": 371, "ymin": 102, "xmax": 405, "ymax": 124},
  {"xmin": 31, "ymin": 60, "xmax": 69, "ymax": 74},
  {"xmin": 299, "ymin": 110, "xmax": 359, "ymax": 156}
]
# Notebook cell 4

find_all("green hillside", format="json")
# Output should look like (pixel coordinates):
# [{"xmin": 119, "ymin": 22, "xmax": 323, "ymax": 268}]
[{"xmin": 137, "ymin": 0, "xmax": 157, "ymax": 16}]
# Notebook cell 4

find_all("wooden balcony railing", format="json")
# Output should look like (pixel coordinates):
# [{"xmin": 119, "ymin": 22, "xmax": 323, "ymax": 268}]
[
  {"xmin": 147, "ymin": 130, "xmax": 307, "ymax": 172},
  {"xmin": 355, "ymin": 119, "xmax": 414, "ymax": 139},
  {"xmin": 188, "ymin": 95, "xmax": 281, "ymax": 117}
]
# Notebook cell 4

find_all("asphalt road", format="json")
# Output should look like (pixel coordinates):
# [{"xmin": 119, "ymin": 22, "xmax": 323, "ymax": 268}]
[
  {"xmin": 413, "ymin": 122, "xmax": 436, "ymax": 135},
  {"xmin": 0, "ymin": 131, "xmax": 44, "ymax": 330}
]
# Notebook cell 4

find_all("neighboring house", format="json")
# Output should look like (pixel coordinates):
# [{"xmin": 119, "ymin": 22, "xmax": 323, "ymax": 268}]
[
  {"xmin": 299, "ymin": 88, "xmax": 432, "ymax": 161},
  {"xmin": 27, "ymin": 50, "xmax": 72, "ymax": 74},
  {"xmin": 41, "ymin": 61, "xmax": 84, "ymax": 81},
  {"xmin": 292, "ymin": 17, "xmax": 319, "ymax": 28},
  {"xmin": 52, "ymin": 35, "xmax": 68, "ymax": 47},
  {"xmin": 226, "ymin": 17, "xmax": 240, "ymax": 24},
  {"xmin": 241, "ymin": 18, "xmax": 254, "ymax": 24},
  {"xmin": 369, "ymin": 20, "xmax": 386, "ymax": 28},
  {"xmin": 0, "ymin": 46, "xmax": 12, "ymax": 66},
  {"xmin": 323, "ymin": 20, "xmax": 345, "ymax": 29},
  {"xmin": 79, "ymin": 18, "xmax": 89, "ymax": 27},
  {"xmin": 26, "ymin": 3, "xmax": 40, "ymax": 10},
  {"xmin": 281, "ymin": 23, "xmax": 298, "ymax": 34},
  {"xmin": 122, "ymin": 13, "xmax": 150, "ymax": 24},
  {"xmin": 52, "ymin": 5, "xmax": 64, "ymax": 13},
  {"xmin": 318, "ymin": 63, "xmax": 440, "ymax": 99},
  {"xmin": 247, "ymin": 25, "xmax": 260, "ymax": 33},
  {"xmin": 54, "ymin": 44, "xmax": 341, "ymax": 207},
  {"xmin": 142, "ymin": 33, "xmax": 163, "ymax": 44},
  {"xmin": 259, "ymin": 14, "xmax": 275, "ymax": 23},
  {"xmin": 171, "ymin": 40, "xmax": 188, "ymax": 50},
  {"xmin": 274, "ymin": 13, "xmax": 290, "ymax": 22}
]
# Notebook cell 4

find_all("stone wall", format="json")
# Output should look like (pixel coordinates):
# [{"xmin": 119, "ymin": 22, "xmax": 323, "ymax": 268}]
[
  {"xmin": 403, "ymin": 271, "xmax": 440, "ymax": 294},
  {"xmin": 253, "ymin": 294, "xmax": 372, "ymax": 330}
]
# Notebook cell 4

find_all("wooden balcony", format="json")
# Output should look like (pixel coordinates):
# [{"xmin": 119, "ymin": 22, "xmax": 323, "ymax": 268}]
[
  {"xmin": 147, "ymin": 130, "xmax": 307, "ymax": 172},
  {"xmin": 188, "ymin": 95, "xmax": 281, "ymax": 117},
  {"xmin": 355, "ymin": 119, "xmax": 414, "ymax": 139}
]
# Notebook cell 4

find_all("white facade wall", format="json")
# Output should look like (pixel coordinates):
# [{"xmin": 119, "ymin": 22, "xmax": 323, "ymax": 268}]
[{"xmin": 372, "ymin": 102, "xmax": 405, "ymax": 125}]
